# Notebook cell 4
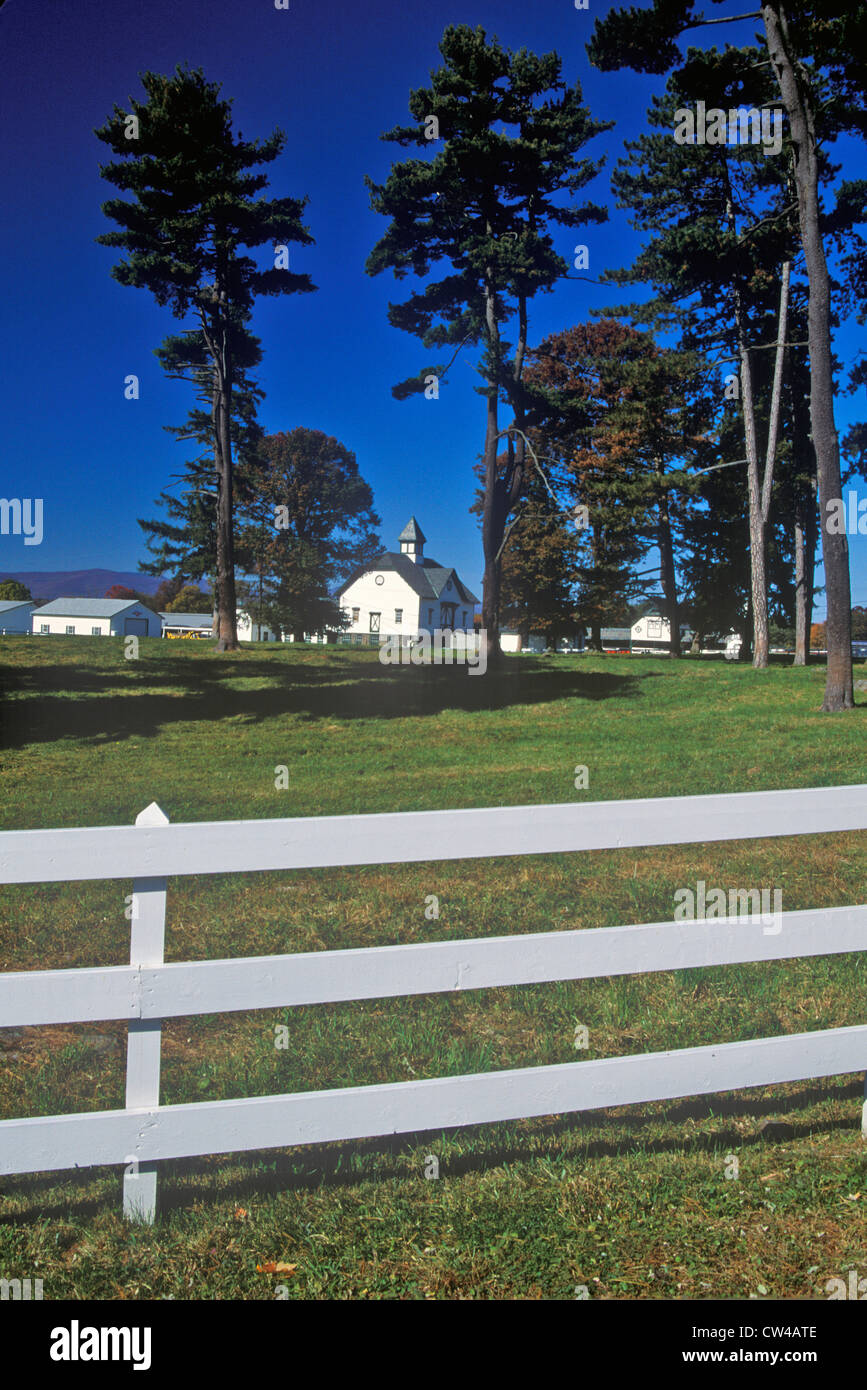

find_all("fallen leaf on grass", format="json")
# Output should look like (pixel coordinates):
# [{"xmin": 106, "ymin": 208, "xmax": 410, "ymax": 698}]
[{"xmin": 256, "ymin": 1261, "xmax": 297, "ymax": 1275}]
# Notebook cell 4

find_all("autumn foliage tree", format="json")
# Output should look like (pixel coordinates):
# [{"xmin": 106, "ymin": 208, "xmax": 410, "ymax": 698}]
[
  {"xmin": 165, "ymin": 584, "xmax": 212, "ymax": 613},
  {"xmin": 238, "ymin": 429, "xmax": 381, "ymax": 640},
  {"xmin": 104, "ymin": 583, "xmax": 158, "ymax": 610},
  {"xmin": 524, "ymin": 320, "xmax": 714, "ymax": 654}
]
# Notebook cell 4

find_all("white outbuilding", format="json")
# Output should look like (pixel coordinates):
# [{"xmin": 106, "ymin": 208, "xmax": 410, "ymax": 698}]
[
  {"xmin": 31, "ymin": 598, "xmax": 162, "ymax": 638},
  {"xmin": 235, "ymin": 610, "xmax": 279, "ymax": 642},
  {"xmin": 630, "ymin": 614, "xmax": 694, "ymax": 654},
  {"xmin": 0, "ymin": 599, "xmax": 36, "ymax": 633}
]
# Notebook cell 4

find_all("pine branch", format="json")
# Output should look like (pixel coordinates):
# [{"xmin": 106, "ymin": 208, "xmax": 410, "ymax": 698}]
[
  {"xmin": 687, "ymin": 11, "xmax": 762, "ymax": 27},
  {"xmin": 738, "ymin": 202, "xmax": 798, "ymax": 242},
  {"xmin": 692, "ymin": 458, "xmax": 748, "ymax": 476},
  {"xmin": 439, "ymin": 331, "xmax": 475, "ymax": 383}
]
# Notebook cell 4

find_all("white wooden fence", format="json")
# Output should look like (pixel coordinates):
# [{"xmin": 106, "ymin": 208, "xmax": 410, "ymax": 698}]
[{"xmin": 0, "ymin": 785, "xmax": 865, "ymax": 1222}]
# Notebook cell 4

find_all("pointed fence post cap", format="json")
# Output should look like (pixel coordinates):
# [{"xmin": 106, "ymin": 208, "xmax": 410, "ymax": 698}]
[{"xmin": 135, "ymin": 802, "xmax": 170, "ymax": 827}]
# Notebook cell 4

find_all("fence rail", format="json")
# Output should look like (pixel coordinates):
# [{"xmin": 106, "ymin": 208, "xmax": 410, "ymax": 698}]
[
  {"xmin": 2, "ymin": 784, "xmax": 864, "ymax": 884},
  {"xmin": 0, "ymin": 785, "xmax": 865, "ymax": 1222}
]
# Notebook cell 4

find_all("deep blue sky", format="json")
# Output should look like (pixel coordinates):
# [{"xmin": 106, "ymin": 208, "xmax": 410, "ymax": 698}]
[{"xmin": 1, "ymin": 0, "xmax": 864, "ymax": 617}]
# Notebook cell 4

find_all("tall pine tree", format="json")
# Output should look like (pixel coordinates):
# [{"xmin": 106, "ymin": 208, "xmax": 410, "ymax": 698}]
[
  {"xmin": 96, "ymin": 65, "xmax": 315, "ymax": 649},
  {"xmin": 365, "ymin": 24, "xmax": 610, "ymax": 662}
]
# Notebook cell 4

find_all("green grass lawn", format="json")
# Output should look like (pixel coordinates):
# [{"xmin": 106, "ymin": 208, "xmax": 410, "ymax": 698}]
[{"xmin": 1, "ymin": 636, "xmax": 866, "ymax": 1299}]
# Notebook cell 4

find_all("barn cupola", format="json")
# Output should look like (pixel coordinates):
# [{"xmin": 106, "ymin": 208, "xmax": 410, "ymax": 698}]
[{"xmin": 398, "ymin": 516, "xmax": 426, "ymax": 564}]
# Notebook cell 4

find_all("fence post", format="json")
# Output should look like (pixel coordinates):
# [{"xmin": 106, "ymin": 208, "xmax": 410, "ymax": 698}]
[{"xmin": 122, "ymin": 802, "xmax": 168, "ymax": 1224}]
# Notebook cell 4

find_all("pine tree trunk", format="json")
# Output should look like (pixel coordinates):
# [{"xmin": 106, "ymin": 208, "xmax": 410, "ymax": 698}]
[
  {"xmin": 211, "ymin": 556, "xmax": 220, "ymax": 639},
  {"xmin": 657, "ymin": 468, "xmax": 680, "ymax": 657},
  {"xmin": 740, "ymin": 333, "xmax": 769, "ymax": 669},
  {"xmin": 742, "ymin": 590, "xmax": 754, "ymax": 662},
  {"xmin": 480, "ymin": 267, "xmax": 505, "ymax": 669},
  {"xmin": 789, "ymin": 361, "xmax": 816, "ymax": 667},
  {"xmin": 481, "ymin": 390, "xmax": 504, "ymax": 667},
  {"xmin": 760, "ymin": 261, "xmax": 790, "ymax": 526},
  {"xmin": 804, "ymin": 474, "xmax": 817, "ymax": 662},
  {"xmin": 794, "ymin": 511, "xmax": 807, "ymax": 665},
  {"xmin": 724, "ymin": 166, "xmax": 769, "ymax": 671},
  {"xmin": 213, "ymin": 339, "xmax": 239, "ymax": 652},
  {"xmin": 762, "ymin": 3, "xmax": 853, "ymax": 710}
]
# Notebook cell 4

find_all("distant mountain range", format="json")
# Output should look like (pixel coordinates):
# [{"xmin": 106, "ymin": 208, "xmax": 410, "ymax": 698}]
[{"xmin": 0, "ymin": 569, "xmax": 163, "ymax": 603}]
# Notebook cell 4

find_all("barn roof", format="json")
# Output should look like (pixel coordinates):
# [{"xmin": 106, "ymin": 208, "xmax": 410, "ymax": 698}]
[
  {"xmin": 338, "ymin": 552, "xmax": 479, "ymax": 606},
  {"xmin": 160, "ymin": 612, "xmax": 212, "ymax": 627},
  {"xmin": 421, "ymin": 564, "xmax": 478, "ymax": 606},
  {"xmin": 31, "ymin": 598, "xmax": 148, "ymax": 617},
  {"xmin": 0, "ymin": 599, "xmax": 35, "ymax": 612}
]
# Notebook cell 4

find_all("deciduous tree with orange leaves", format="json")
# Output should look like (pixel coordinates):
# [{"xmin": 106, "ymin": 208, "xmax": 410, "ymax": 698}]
[{"xmin": 523, "ymin": 319, "xmax": 714, "ymax": 653}]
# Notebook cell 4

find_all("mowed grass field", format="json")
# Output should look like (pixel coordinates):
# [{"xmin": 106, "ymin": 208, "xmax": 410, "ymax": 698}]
[{"xmin": 0, "ymin": 635, "xmax": 866, "ymax": 1300}]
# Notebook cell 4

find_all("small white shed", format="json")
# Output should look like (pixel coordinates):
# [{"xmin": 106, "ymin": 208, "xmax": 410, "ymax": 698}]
[
  {"xmin": 631, "ymin": 614, "xmax": 671, "ymax": 652},
  {"xmin": 31, "ymin": 598, "xmax": 162, "ymax": 638},
  {"xmin": 236, "ymin": 609, "xmax": 279, "ymax": 642},
  {"xmin": 0, "ymin": 599, "xmax": 36, "ymax": 633}
]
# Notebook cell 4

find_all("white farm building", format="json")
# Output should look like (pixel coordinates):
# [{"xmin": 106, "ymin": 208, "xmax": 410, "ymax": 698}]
[
  {"xmin": 630, "ymin": 615, "xmax": 695, "ymax": 654},
  {"xmin": 236, "ymin": 610, "xmax": 279, "ymax": 642},
  {"xmin": 337, "ymin": 517, "xmax": 479, "ymax": 643},
  {"xmin": 0, "ymin": 599, "xmax": 36, "ymax": 633},
  {"xmin": 31, "ymin": 598, "xmax": 162, "ymax": 638}
]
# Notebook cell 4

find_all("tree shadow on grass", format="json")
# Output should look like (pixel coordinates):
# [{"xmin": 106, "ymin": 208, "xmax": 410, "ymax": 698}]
[
  {"xmin": 1, "ymin": 1077, "xmax": 860, "ymax": 1222},
  {"xmin": 164, "ymin": 1075, "xmax": 863, "ymax": 1203},
  {"xmin": 0, "ymin": 655, "xmax": 653, "ymax": 752}
]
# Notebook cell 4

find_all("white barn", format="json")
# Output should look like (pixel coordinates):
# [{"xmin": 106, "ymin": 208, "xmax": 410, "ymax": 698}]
[
  {"xmin": 32, "ymin": 598, "xmax": 162, "ymax": 638},
  {"xmin": 0, "ymin": 599, "xmax": 36, "ymax": 633},
  {"xmin": 337, "ymin": 517, "xmax": 479, "ymax": 642}
]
